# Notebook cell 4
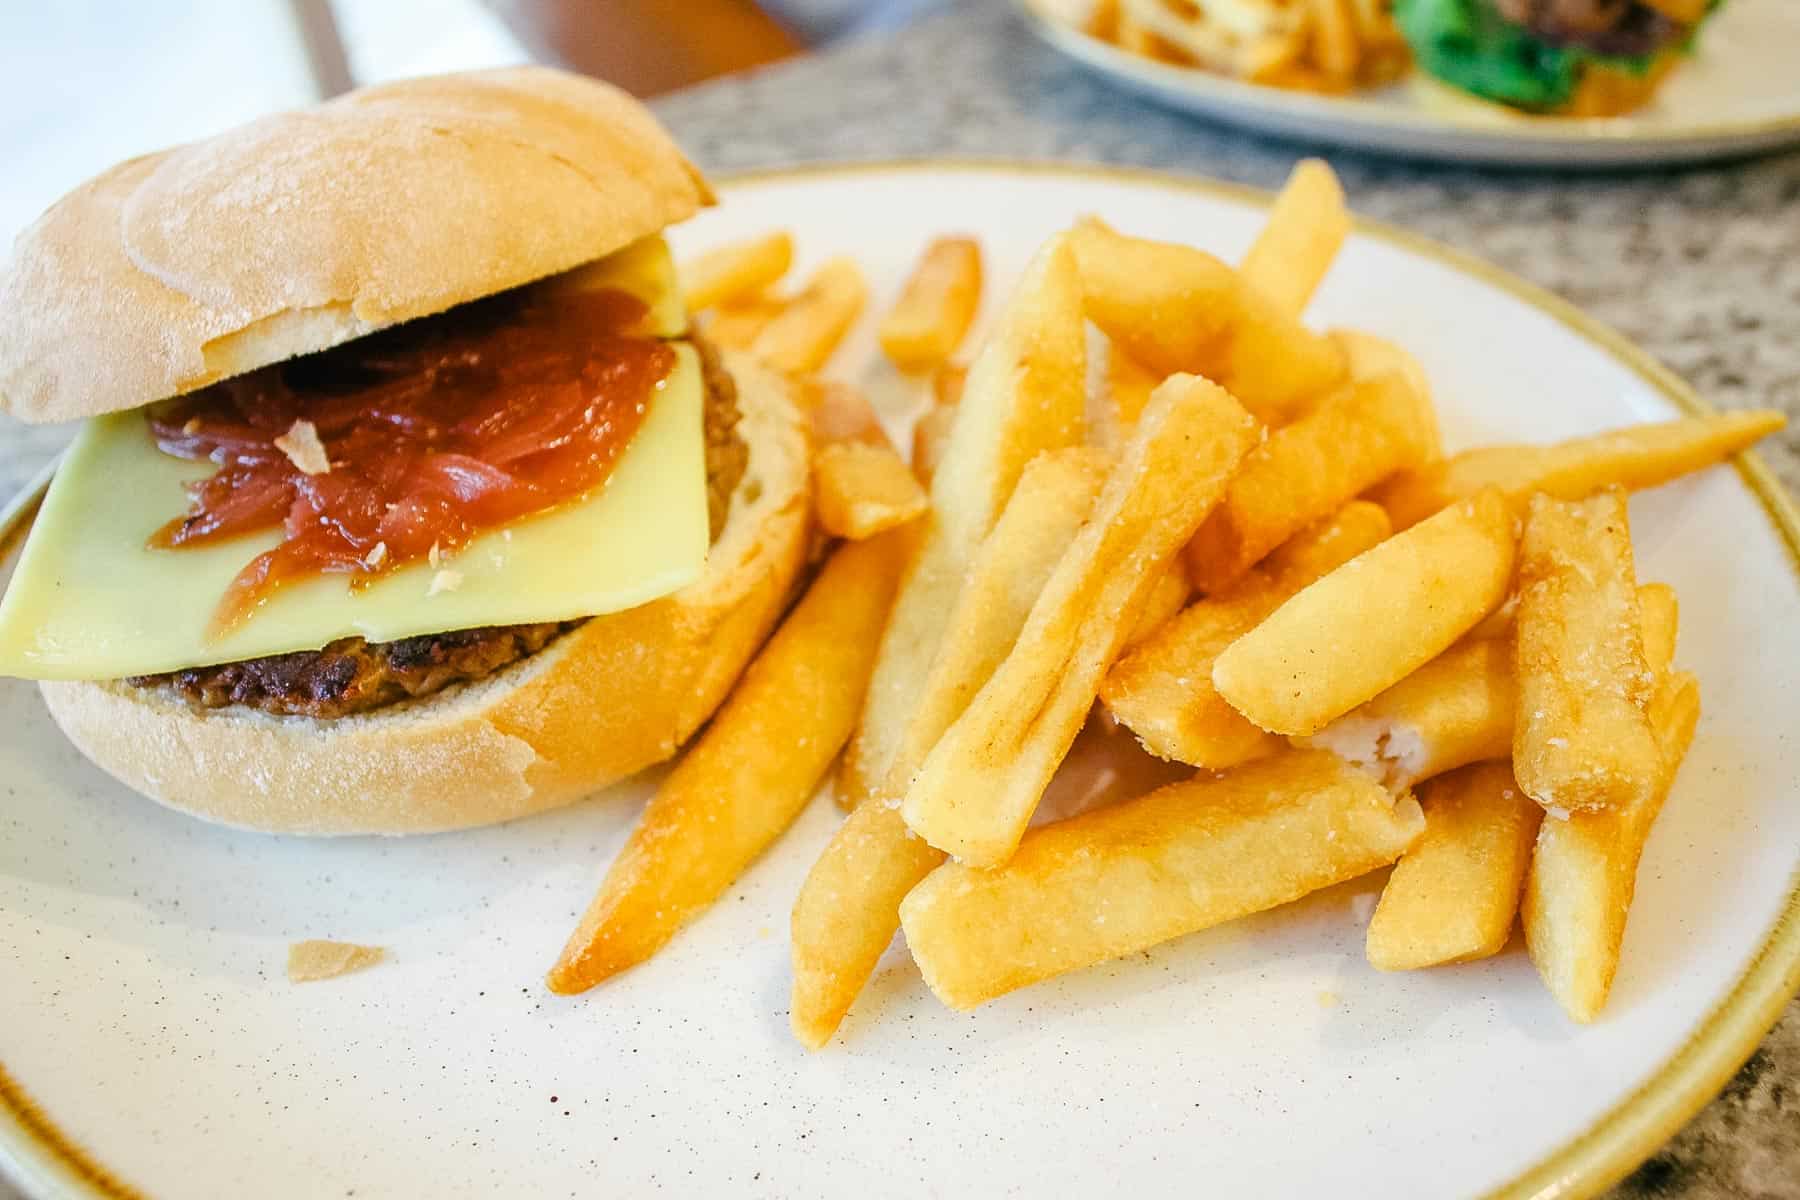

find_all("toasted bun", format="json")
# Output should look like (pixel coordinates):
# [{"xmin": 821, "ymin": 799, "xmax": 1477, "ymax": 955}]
[
  {"xmin": 38, "ymin": 355, "xmax": 811, "ymax": 835},
  {"xmin": 0, "ymin": 66, "xmax": 712, "ymax": 424}
]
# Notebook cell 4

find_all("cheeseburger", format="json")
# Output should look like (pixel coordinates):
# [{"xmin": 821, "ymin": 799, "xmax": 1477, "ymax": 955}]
[
  {"xmin": 0, "ymin": 68, "xmax": 811, "ymax": 835},
  {"xmin": 1394, "ymin": 0, "xmax": 1725, "ymax": 116}
]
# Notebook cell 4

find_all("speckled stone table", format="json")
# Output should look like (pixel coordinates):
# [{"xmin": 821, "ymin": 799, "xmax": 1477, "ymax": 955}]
[{"xmin": 1, "ymin": 2, "xmax": 1796, "ymax": 1196}]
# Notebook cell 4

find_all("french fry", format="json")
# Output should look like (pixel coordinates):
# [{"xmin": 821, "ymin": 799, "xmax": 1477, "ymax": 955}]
[
  {"xmin": 1372, "ymin": 411, "xmax": 1786, "ymax": 530},
  {"xmin": 815, "ymin": 442, "xmax": 929, "ymax": 540},
  {"xmin": 1261, "ymin": 497, "xmax": 1395, "ymax": 578},
  {"xmin": 1115, "ymin": 10, "xmax": 1157, "ymax": 56},
  {"xmin": 790, "ymin": 802, "xmax": 946, "ymax": 1048},
  {"xmin": 1464, "ymin": 593, "xmax": 1518, "ymax": 642},
  {"xmin": 1299, "ymin": 635, "xmax": 1515, "ymax": 789},
  {"xmin": 1242, "ymin": 29, "xmax": 1311, "ymax": 86},
  {"xmin": 750, "ymin": 256, "xmax": 868, "ymax": 374},
  {"xmin": 1513, "ymin": 490, "xmax": 1659, "ymax": 815},
  {"xmin": 1331, "ymin": 329, "xmax": 1436, "ymax": 437},
  {"xmin": 1070, "ymin": 217, "xmax": 1346, "ymax": 424},
  {"xmin": 889, "ymin": 448, "xmax": 1111, "ymax": 797},
  {"xmin": 1522, "ymin": 670, "xmax": 1701, "ymax": 1021},
  {"xmin": 1105, "ymin": 342, "xmax": 1162, "ymax": 429},
  {"xmin": 1365, "ymin": 762, "xmax": 1541, "ymax": 971},
  {"xmin": 911, "ymin": 403, "xmax": 959, "ymax": 487},
  {"xmin": 791, "ymin": 447, "xmax": 1107, "ymax": 1048},
  {"xmin": 839, "ymin": 235, "xmax": 1087, "ymax": 809},
  {"xmin": 878, "ymin": 236, "xmax": 983, "ymax": 372},
  {"xmin": 1104, "ymin": 501, "xmax": 1391, "ymax": 768},
  {"xmin": 1213, "ymin": 488, "xmax": 1516, "ymax": 737},
  {"xmin": 1303, "ymin": 580, "xmax": 1673, "ymax": 789},
  {"xmin": 803, "ymin": 380, "xmax": 887, "ymax": 447},
  {"xmin": 546, "ymin": 530, "xmax": 909, "ymax": 994},
  {"xmin": 901, "ymin": 375, "xmax": 1259, "ymax": 865},
  {"xmin": 1085, "ymin": 0, "xmax": 1121, "ymax": 39},
  {"xmin": 899, "ymin": 750, "xmax": 1425, "ymax": 1009},
  {"xmin": 1240, "ymin": 159, "xmax": 1350, "ymax": 317},
  {"xmin": 1185, "ymin": 371, "xmax": 1436, "ymax": 592},
  {"xmin": 1638, "ymin": 582, "xmax": 1679, "ymax": 678},
  {"xmin": 932, "ymin": 362, "xmax": 968, "ymax": 407},
  {"xmin": 705, "ymin": 295, "xmax": 784, "ymax": 351},
  {"xmin": 1311, "ymin": 0, "xmax": 1362, "ymax": 80},
  {"xmin": 1129, "ymin": 565, "xmax": 1189, "ymax": 649},
  {"xmin": 682, "ymin": 232, "xmax": 794, "ymax": 312}
]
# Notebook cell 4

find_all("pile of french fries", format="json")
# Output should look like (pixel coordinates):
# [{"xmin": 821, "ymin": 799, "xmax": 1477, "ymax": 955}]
[
  {"xmin": 1076, "ymin": 0, "xmax": 1412, "ymax": 94},
  {"xmin": 547, "ymin": 159, "xmax": 1784, "ymax": 1046}
]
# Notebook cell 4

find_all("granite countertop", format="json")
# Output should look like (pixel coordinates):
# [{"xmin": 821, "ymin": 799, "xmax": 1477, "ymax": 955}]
[{"xmin": 1, "ymin": 1, "xmax": 1796, "ymax": 1196}]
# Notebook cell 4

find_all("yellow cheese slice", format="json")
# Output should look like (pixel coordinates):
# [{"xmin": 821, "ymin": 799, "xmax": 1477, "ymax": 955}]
[
  {"xmin": 548, "ymin": 234, "xmax": 687, "ymax": 338},
  {"xmin": 0, "ymin": 341, "xmax": 708, "ymax": 681}
]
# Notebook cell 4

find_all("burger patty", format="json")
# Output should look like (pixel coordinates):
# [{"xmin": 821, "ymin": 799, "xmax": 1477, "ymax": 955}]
[
  {"xmin": 131, "ymin": 332, "xmax": 749, "ymax": 720},
  {"xmin": 1491, "ymin": 0, "xmax": 1685, "ymax": 57}
]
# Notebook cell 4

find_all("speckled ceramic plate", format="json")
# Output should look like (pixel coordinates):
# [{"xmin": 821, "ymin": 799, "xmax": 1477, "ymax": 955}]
[
  {"xmin": 1018, "ymin": 0, "xmax": 1800, "ymax": 167},
  {"xmin": 3, "ymin": 163, "xmax": 1799, "ymax": 1200}
]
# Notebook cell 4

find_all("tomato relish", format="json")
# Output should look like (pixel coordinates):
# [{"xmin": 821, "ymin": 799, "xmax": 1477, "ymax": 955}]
[{"xmin": 148, "ymin": 286, "xmax": 676, "ymax": 636}]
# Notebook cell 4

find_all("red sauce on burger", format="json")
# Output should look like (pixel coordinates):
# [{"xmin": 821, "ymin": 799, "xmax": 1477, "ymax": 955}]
[{"xmin": 148, "ymin": 286, "xmax": 675, "ymax": 636}]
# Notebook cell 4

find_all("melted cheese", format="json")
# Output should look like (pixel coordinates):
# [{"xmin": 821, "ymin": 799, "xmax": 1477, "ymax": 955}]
[{"xmin": 0, "ymin": 237, "xmax": 706, "ymax": 681}]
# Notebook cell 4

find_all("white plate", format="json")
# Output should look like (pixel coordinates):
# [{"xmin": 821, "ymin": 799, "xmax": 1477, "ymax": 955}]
[
  {"xmin": 3, "ymin": 163, "xmax": 1799, "ymax": 1200},
  {"xmin": 1017, "ymin": 0, "xmax": 1800, "ymax": 167}
]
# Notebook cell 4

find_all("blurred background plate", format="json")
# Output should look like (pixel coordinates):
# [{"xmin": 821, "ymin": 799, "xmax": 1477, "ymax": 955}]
[
  {"xmin": 1017, "ymin": 0, "xmax": 1800, "ymax": 167},
  {"xmin": 2, "ymin": 163, "xmax": 1798, "ymax": 1200}
]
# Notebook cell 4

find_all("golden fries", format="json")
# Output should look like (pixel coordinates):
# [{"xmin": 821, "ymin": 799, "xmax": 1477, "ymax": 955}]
[
  {"xmin": 1522, "ymin": 670, "xmax": 1700, "ymax": 1021},
  {"xmin": 682, "ymin": 232, "xmax": 794, "ymax": 312},
  {"xmin": 1070, "ymin": 217, "xmax": 1346, "ymax": 424},
  {"xmin": 1366, "ymin": 762, "xmax": 1541, "ymax": 970},
  {"xmin": 878, "ymin": 236, "xmax": 983, "ymax": 372},
  {"xmin": 1240, "ymin": 159, "xmax": 1350, "ymax": 317},
  {"xmin": 790, "ymin": 802, "xmax": 945, "ymax": 1048},
  {"xmin": 1638, "ymin": 582, "xmax": 1679, "ymax": 676},
  {"xmin": 890, "ymin": 448, "xmax": 1111, "ymax": 796},
  {"xmin": 1304, "ymin": 580, "xmax": 1672, "ymax": 790},
  {"xmin": 1331, "ymin": 329, "xmax": 1435, "ymax": 433},
  {"xmin": 790, "ymin": 447, "xmax": 1106, "ymax": 1048},
  {"xmin": 902, "ymin": 376, "xmax": 1258, "ymax": 865},
  {"xmin": 840, "ymin": 235, "xmax": 1086, "ymax": 809},
  {"xmin": 1105, "ymin": 342, "xmax": 1162, "ymax": 430},
  {"xmin": 705, "ymin": 295, "xmax": 784, "ymax": 351},
  {"xmin": 932, "ymin": 362, "xmax": 968, "ymax": 407},
  {"xmin": 1129, "ymin": 565, "xmax": 1190, "ymax": 649},
  {"xmin": 1104, "ymin": 501, "xmax": 1390, "ymax": 768},
  {"xmin": 1185, "ymin": 371, "xmax": 1436, "ymax": 592},
  {"xmin": 1513, "ymin": 490, "xmax": 1659, "ymax": 815},
  {"xmin": 750, "ymin": 256, "xmax": 868, "ymax": 374},
  {"xmin": 802, "ymin": 380, "xmax": 887, "ymax": 447},
  {"xmin": 911, "ymin": 403, "xmax": 959, "ymax": 487},
  {"xmin": 546, "ymin": 531, "xmax": 909, "ymax": 994},
  {"xmin": 1261, "ymin": 496, "xmax": 1396, "ymax": 577},
  {"xmin": 1374, "ymin": 411, "xmax": 1787, "ymax": 529},
  {"xmin": 1214, "ymin": 488, "xmax": 1515, "ymax": 737},
  {"xmin": 649, "ymin": 208, "xmax": 1751, "ymax": 1044},
  {"xmin": 900, "ymin": 750, "xmax": 1424, "ymax": 1009},
  {"xmin": 1310, "ymin": 0, "xmax": 1361, "ymax": 80},
  {"xmin": 1299, "ymin": 635, "xmax": 1514, "ymax": 789},
  {"xmin": 815, "ymin": 441, "xmax": 930, "ymax": 540}
]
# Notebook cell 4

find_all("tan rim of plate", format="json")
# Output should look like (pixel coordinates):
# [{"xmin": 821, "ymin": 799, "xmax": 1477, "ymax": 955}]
[
  {"xmin": 1013, "ymin": 0, "xmax": 1800, "ymax": 151},
  {"xmin": 0, "ymin": 160, "xmax": 1795, "ymax": 1200}
]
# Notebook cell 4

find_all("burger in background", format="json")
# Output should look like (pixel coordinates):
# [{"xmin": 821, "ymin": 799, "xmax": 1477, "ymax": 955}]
[{"xmin": 1394, "ymin": 0, "xmax": 1725, "ymax": 115}]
